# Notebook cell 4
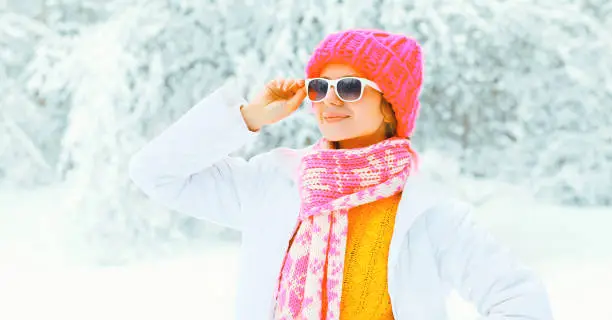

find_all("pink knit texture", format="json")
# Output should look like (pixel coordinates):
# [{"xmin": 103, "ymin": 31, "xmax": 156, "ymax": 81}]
[
  {"xmin": 305, "ymin": 29, "xmax": 424, "ymax": 138},
  {"xmin": 273, "ymin": 137, "xmax": 416, "ymax": 320}
]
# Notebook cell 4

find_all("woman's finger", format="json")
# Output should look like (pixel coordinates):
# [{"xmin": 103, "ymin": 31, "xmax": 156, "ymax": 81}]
[
  {"xmin": 286, "ymin": 79, "xmax": 298, "ymax": 92},
  {"xmin": 275, "ymin": 78, "xmax": 284, "ymax": 89},
  {"xmin": 285, "ymin": 87, "xmax": 307, "ymax": 112},
  {"xmin": 267, "ymin": 79, "xmax": 286, "ymax": 98}
]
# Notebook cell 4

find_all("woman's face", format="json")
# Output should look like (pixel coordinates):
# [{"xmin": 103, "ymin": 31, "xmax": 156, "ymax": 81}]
[{"xmin": 311, "ymin": 64, "xmax": 387, "ymax": 149}]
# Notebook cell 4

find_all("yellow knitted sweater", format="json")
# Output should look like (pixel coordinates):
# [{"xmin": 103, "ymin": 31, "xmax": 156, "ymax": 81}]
[{"xmin": 339, "ymin": 193, "xmax": 401, "ymax": 319}]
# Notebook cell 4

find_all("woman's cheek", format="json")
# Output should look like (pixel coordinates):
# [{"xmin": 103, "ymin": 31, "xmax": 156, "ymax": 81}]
[{"xmin": 309, "ymin": 102, "xmax": 322, "ymax": 117}]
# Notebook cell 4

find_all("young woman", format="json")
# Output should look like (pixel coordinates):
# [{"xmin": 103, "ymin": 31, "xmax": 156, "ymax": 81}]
[{"xmin": 129, "ymin": 29, "xmax": 553, "ymax": 320}]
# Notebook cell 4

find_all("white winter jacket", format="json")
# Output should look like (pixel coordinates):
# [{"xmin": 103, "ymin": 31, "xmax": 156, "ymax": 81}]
[{"xmin": 128, "ymin": 82, "xmax": 553, "ymax": 320}]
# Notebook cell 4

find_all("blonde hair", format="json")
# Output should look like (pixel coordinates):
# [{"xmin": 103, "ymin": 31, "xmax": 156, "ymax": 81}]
[{"xmin": 380, "ymin": 98, "xmax": 397, "ymax": 138}]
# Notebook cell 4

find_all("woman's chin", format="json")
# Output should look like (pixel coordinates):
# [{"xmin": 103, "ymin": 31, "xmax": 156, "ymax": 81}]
[{"xmin": 320, "ymin": 131, "xmax": 358, "ymax": 143}]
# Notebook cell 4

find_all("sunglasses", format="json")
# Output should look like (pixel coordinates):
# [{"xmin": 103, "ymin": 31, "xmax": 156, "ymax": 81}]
[{"xmin": 305, "ymin": 77, "xmax": 382, "ymax": 103}]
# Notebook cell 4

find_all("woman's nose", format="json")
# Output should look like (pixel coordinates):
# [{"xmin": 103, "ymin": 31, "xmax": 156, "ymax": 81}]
[{"xmin": 323, "ymin": 86, "xmax": 343, "ymax": 106}]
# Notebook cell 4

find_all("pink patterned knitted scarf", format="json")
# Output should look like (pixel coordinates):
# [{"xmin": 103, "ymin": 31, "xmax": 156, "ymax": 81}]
[{"xmin": 273, "ymin": 137, "xmax": 417, "ymax": 320}]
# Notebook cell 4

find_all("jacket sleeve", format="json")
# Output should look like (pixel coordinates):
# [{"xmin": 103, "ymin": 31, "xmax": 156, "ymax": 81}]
[
  {"xmin": 128, "ymin": 81, "xmax": 264, "ymax": 231},
  {"xmin": 426, "ymin": 201, "xmax": 554, "ymax": 320}
]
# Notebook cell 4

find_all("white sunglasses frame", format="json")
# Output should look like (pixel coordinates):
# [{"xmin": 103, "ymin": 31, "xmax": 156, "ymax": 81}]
[{"xmin": 305, "ymin": 77, "xmax": 382, "ymax": 102}]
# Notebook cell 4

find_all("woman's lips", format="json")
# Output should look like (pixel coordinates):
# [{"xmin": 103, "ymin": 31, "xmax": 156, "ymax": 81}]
[
  {"xmin": 322, "ymin": 113, "xmax": 350, "ymax": 123},
  {"xmin": 323, "ymin": 116, "xmax": 349, "ymax": 123}
]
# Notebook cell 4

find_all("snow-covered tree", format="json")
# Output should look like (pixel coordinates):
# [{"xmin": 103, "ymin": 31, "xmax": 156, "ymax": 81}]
[{"xmin": 1, "ymin": 0, "xmax": 610, "ymax": 264}]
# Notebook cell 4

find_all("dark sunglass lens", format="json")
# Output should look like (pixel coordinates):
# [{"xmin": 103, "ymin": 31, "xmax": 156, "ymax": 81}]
[
  {"xmin": 337, "ymin": 78, "xmax": 362, "ymax": 101},
  {"xmin": 307, "ymin": 79, "xmax": 328, "ymax": 101}
]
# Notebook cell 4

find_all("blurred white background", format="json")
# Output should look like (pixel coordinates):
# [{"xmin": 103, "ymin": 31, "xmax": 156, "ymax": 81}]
[{"xmin": 0, "ymin": 0, "xmax": 611, "ymax": 319}]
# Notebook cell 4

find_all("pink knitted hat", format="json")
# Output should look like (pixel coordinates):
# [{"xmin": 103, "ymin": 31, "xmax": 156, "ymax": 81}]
[{"xmin": 305, "ymin": 29, "xmax": 424, "ymax": 138}]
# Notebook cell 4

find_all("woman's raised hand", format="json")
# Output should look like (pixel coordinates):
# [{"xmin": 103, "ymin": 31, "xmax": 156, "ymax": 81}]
[{"xmin": 240, "ymin": 78, "xmax": 307, "ymax": 132}]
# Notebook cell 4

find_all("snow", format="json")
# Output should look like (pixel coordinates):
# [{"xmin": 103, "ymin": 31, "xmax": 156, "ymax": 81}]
[
  {"xmin": 2, "ymin": 0, "xmax": 611, "ymax": 206},
  {"xmin": 1, "ymin": 1, "xmax": 611, "ymax": 319},
  {"xmin": 1, "ymin": 181, "xmax": 611, "ymax": 320},
  {"xmin": 0, "ymin": 247, "xmax": 241, "ymax": 320}
]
